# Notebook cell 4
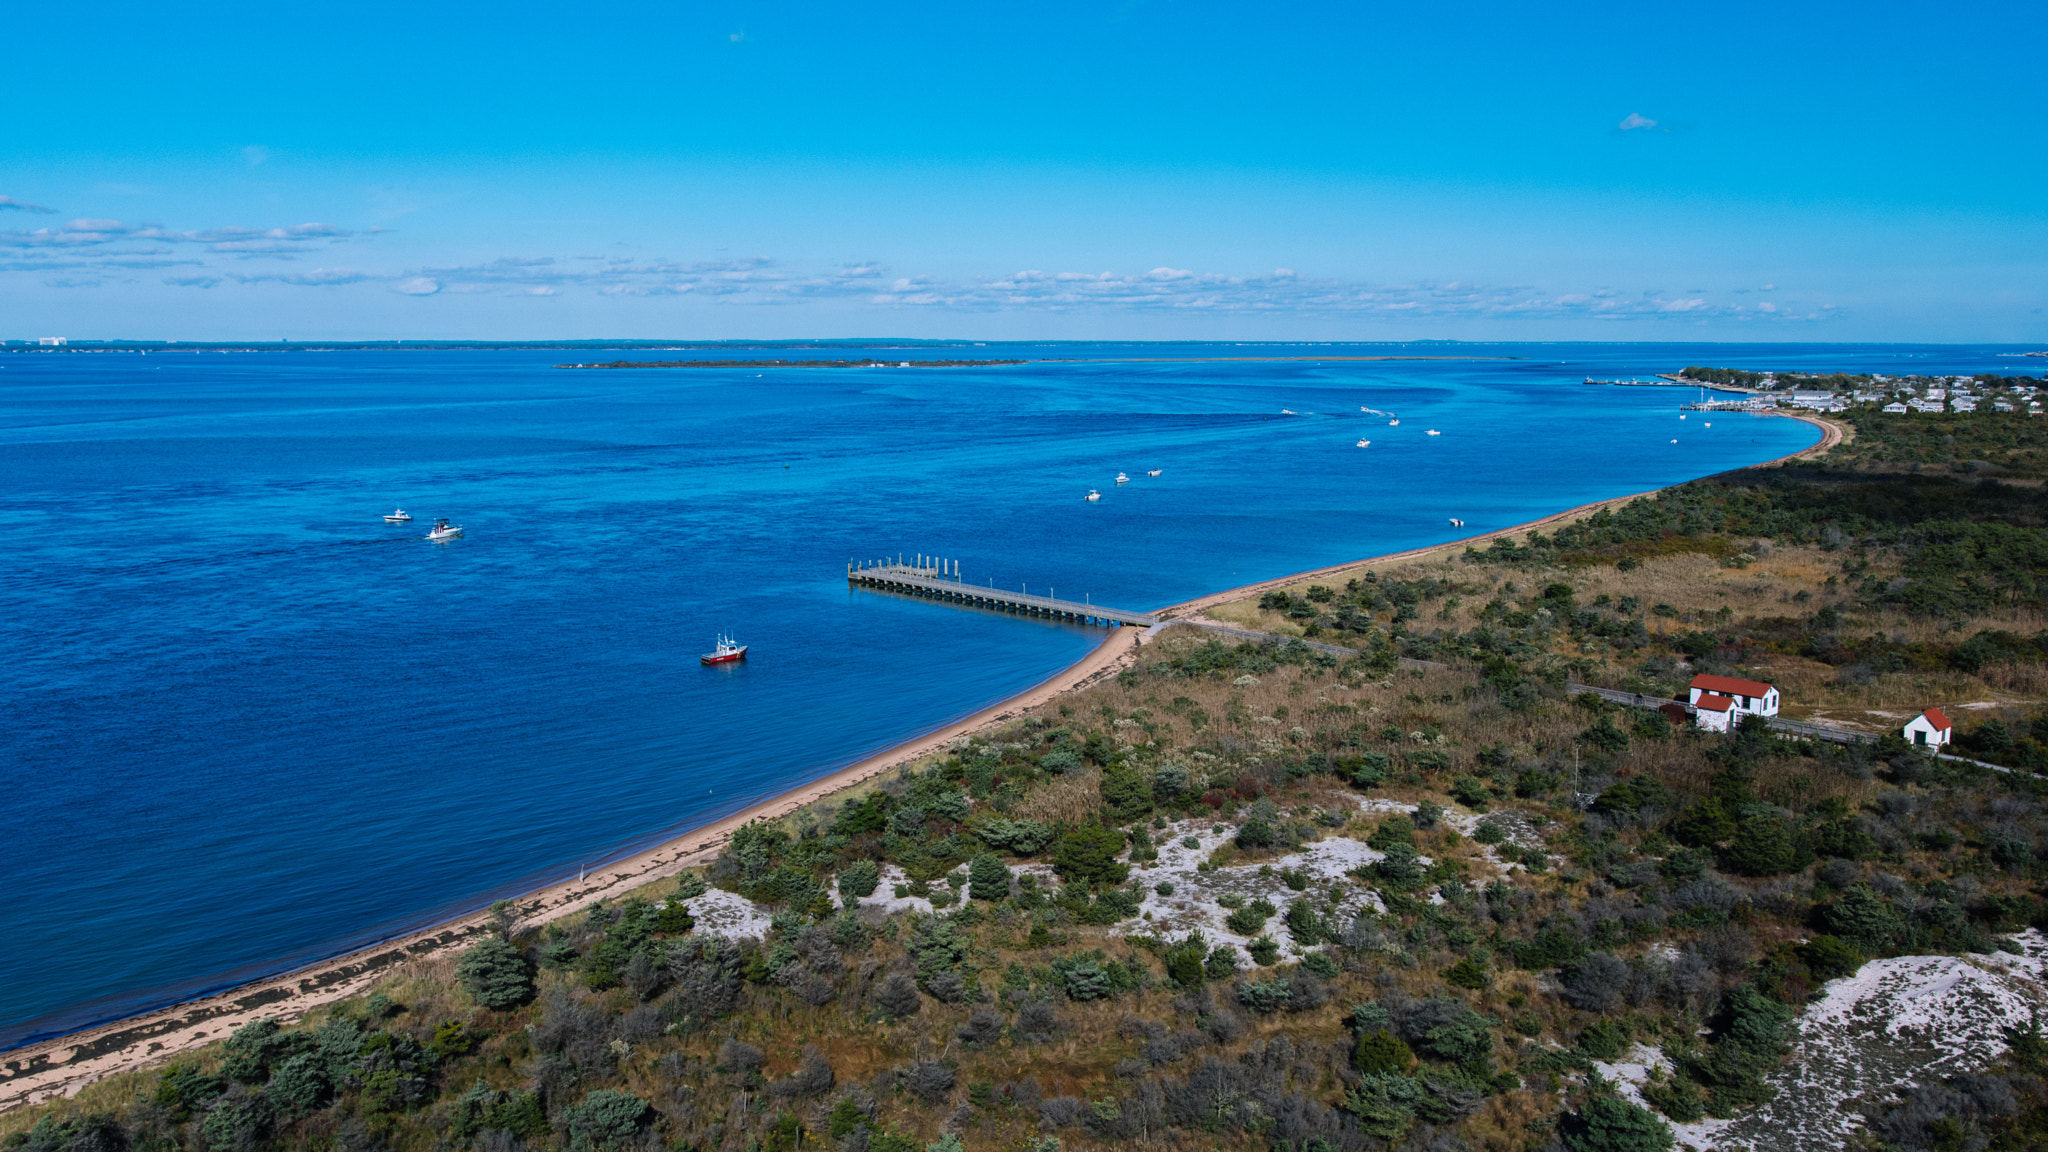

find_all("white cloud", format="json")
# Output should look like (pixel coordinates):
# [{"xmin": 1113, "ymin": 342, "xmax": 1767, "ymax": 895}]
[
  {"xmin": 392, "ymin": 277, "xmax": 441, "ymax": 296},
  {"xmin": 524, "ymin": 286, "xmax": 555, "ymax": 296},
  {"xmin": 1659, "ymin": 298, "xmax": 1707, "ymax": 312},
  {"xmin": 1618, "ymin": 113, "xmax": 1658, "ymax": 131},
  {"xmin": 0, "ymin": 196, "xmax": 57, "ymax": 214}
]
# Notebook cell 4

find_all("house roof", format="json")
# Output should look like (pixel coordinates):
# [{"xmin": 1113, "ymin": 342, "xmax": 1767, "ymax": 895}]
[
  {"xmin": 1690, "ymin": 673, "xmax": 1774, "ymax": 697},
  {"xmin": 1696, "ymin": 693, "xmax": 1737, "ymax": 712},
  {"xmin": 1918, "ymin": 707, "xmax": 1953, "ymax": 732}
]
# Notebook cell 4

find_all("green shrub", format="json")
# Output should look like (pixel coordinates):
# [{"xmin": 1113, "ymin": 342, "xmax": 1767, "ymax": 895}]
[
  {"xmin": 1561, "ymin": 1095, "xmax": 1673, "ymax": 1152},
  {"xmin": 1799, "ymin": 934, "xmax": 1865, "ymax": 981},
  {"xmin": 1051, "ymin": 825, "xmax": 1130, "ymax": 885},
  {"xmin": 1472, "ymin": 820, "xmax": 1506, "ymax": 845},
  {"xmin": 1225, "ymin": 898, "xmax": 1277, "ymax": 935},
  {"xmin": 1577, "ymin": 1017, "xmax": 1627, "ymax": 1060},
  {"xmin": 977, "ymin": 818, "xmax": 1056, "ymax": 855},
  {"xmin": 1353, "ymin": 1030, "xmax": 1414, "ymax": 1075},
  {"xmin": 1301, "ymin": 951, "xmax": 1339, "ymax": 978},
  {"xmin": 1367, "ymin": 816, "xmax": 1415, "ymax": 850},
  {"xmin": 1444, "ymin": 956, "xmax": 1489, "ymax": 989},
  {"xmin": 1099, "ymin": 764, "xmax": 1154, "ymax": 821},
  {"xmin": 1451, "ymin": 775, "xmax": 1491, "ymax": 809},
  {"xmin": 1238, "ymin": 978, "xmax": 1291, "ymax": 1012},
  {"xmin": 1248, "ymin": 936, "xmax": 1281, "ymax": 966},
  {"xmin": 838, "ymin": 859, "xmax": 881, "ymax": 900},
  {"xmin": 566, "ymin": 1090, "xmax": 648, "ymax": 1152},
  {"xmin": 457, "ymin": 936, "xmax": 533, "ymax": 1009},
  {"xmin": 1204, "ymin": 946, "xmax": 1239, "ymax": 980},
  {"xmin": 968, "ymin": 853, "xmax": 1010, "ymax": 901}
]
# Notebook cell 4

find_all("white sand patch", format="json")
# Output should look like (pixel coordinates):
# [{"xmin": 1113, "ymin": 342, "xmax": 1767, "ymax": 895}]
[
  {"xmin": 1111, "ymin": 801, "xmax": 1423, "ymax": 956},
  {"xmin": 845, "ymin": 863, "xmax": 968, "ymax": 916},
  {"xmin": 683, "ymin": 888, "xmax": 773, "ymax": 940},
  {"xmin": 1647, "ymin": 930, "xmax": 2048, "ymax": 1151},
  {"xmin": 1591, "ymin": 1043, "xmax": 1675, "ymax": 1113}
]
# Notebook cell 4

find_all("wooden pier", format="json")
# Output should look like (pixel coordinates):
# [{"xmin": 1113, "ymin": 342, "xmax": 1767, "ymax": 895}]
[{"xmin": 847, "ymin": 558, "xmax": 1158, "ymax": 627}]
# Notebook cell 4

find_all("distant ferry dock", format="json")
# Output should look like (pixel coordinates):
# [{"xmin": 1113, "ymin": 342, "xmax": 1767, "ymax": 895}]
[{"xmin": 849, "ymin": 558, "xmax": 1158, "ymax": 627}]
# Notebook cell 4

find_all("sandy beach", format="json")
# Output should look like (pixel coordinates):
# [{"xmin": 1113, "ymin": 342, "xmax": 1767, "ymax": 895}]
[{"xmin": 0, "ymin": 411, "xmax": 1840, "ymax": 1113}]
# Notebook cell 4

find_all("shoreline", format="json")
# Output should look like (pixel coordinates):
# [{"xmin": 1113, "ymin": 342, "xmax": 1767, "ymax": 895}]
[{"xmin": 0, "ymin": 411, "xmax": 1840, "ymax": 1112}]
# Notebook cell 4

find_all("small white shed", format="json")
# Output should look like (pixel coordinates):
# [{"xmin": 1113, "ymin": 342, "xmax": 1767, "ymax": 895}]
[{"xmin": 1903, "ymin": 708, "xmax": 1952, "ymax": 748}]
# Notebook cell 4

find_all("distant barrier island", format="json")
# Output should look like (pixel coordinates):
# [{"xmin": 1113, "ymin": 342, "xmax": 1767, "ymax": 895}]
[{"xmin": 558, "ymin": 357, "xmax": 1029, "ymax": 369}]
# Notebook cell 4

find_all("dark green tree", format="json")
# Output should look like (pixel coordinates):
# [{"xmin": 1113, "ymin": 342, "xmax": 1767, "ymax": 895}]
[
  {"xmin": 566, "ymin": 1089, "xmax": 649, "ymax": 1152},
  {"xmin": 457, "ymin": 936, "xmax": 534, "ymax": 1010},
  {"xmin": 1051, "ymin": 825, "xmax": 1130, "ymax": 885},
  {"xmin": 837, "ymin": 859, "xmax": 880, "ymax": 900},
  {"xmin": 1821, "ymin": 885, "xmax": 1903, "ymax": 954},
  {"xmin": 1562, "ymin": 1095, "xmax": 1674, "ymax": 1152},
  {"xmin": 1098, "ymin": 763, "xmax": 1153, "ymax": 821},
  {"xmin": 968, "ymin": 852, "xmax": 1010, "ymax": 901}
]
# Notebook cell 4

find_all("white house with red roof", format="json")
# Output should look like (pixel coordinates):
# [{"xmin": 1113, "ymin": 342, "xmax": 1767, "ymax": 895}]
[
  {"xmin": 1903, "ymin": 708, "xmax": 1952, "ymax": 748},
  {"xmin": 1687, "ymin": 674, "xmax": 1779, "ymax": 718},
  {"xmin": 1693, "ymin": 693, "xmax": 1736, "ymax": 733}
]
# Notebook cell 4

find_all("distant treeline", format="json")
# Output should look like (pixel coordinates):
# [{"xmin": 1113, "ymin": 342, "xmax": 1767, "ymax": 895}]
[{"xmin": 559, "ymin": 358, "xmax": 1028, "ymax": 370}]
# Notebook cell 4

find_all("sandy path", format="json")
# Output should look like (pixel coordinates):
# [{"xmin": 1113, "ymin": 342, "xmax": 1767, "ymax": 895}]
[{"xmin": 0, "ymin": 411, "xmax": 1840, "ymax": 1112}]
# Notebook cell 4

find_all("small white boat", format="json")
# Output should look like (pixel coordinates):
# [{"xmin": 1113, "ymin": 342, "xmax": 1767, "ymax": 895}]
[
  {"xmin": 1671, "ymin": 439, "xmax": 1679, "ymax": 444},
  {"xmin": 1147, "ymin": 469, "xmax": 1162, "ymax": 477},
  {"xmin": 1425, "ymin": 429, "xmax": 1441, "ymax": 436},
  {"xmin": 1115, "ymin": 472, "xmax": 1130, "ymax": 485},
  {"xmin": 1085, "ymin": 489, "xmax": 1101, "ymax": 502},
  {"xmin": 1449, "ymin": 518, "xmax": 1465, "ymax": 527},
  {"xmin": 1704, "ymin": 422, "xmax": 1712, "ymax": 427},
  {"xmin": 1388, "ymin": 419, "xmax": 1400, "ymax": 426},
  {"xmin": 383, "ymin": 508, "xmax": 413, "ymax": 522},
  {"xmin": 1356, "ymin": 439, "xmax": 1370, "ymax": 447},
  {"xmin": 423, "ymin": 517, "xmax": 463, "ymax": 541}
]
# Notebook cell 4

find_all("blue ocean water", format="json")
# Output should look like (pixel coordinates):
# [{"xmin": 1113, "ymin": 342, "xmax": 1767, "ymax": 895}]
[{"xmin": 0, "ymin": 342, "xmax": 2022, "ymax": 1046}]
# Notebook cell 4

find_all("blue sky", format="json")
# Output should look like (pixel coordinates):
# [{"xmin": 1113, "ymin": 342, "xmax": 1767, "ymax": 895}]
[{"xmin": 4, "ymin": 0, "xmax": 2043, "ymax": 341}]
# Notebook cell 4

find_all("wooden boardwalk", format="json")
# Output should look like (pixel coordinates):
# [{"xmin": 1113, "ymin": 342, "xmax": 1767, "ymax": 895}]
[{"xmin": 847, "ymin": 560, "xmax": 1157, "ymax": 627}]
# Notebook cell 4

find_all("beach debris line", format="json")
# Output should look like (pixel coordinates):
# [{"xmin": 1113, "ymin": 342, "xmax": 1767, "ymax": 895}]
[{"xmin": 847, "ymin": 557, "xmax": 1155, "ymax": 627}]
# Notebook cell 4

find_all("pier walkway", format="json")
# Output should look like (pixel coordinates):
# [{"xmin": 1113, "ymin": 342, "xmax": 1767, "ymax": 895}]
[{"xmin": 848, "ymin": 560, "xmax": 1158, "ymax": 627}]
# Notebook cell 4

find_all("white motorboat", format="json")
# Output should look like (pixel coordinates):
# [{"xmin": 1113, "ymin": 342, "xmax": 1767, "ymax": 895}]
[
  {"xmin": 1147, "ymin": 469, "xmax": 1162, "ymax": 477},
  {"xmin": 424, "ymin": 517, "xmax": 463, "ymax": 541},
  {"xmin": 1085, "ymin": 489, "xmax": 1101, "ymax": 502},
  {"xmin": 1388, "ymin": 418, "xmax": 1400, "ymax": 426},
  {"xmin": 383, "ymin": 508, "xmax": 413, "ymax": 522},
  {"xmin": 1356, "ymin": 439, "xmax": 1370, "ymax": 447},
  {"xmin": 1426, "ymin": 429, "xmax": 1441, "ymax": 436},
  {"xmin": 1115, "ymin": 472, "xmax": 1130, "ymax": 485}
]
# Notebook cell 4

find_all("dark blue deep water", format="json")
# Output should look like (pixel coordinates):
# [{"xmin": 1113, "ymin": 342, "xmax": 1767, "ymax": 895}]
[{"xmin": 0, "ymin": 342, "xmax": 2023, "ymax": 1046}]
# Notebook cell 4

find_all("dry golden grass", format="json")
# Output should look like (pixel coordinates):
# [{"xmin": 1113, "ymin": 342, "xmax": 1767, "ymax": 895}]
[
  {"xmin": 1013, "ymin": 767, "xmax": 1102, "ymax": 824},
  {"xmin": 1199, "ymin": 536, "xmax": 2045, "ymax": 738}
]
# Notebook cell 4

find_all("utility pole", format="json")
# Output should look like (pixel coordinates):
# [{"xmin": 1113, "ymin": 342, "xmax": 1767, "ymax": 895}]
[{"xmin": 1572, "ymin": 743, "xmax": 1583, "ymax": 810}]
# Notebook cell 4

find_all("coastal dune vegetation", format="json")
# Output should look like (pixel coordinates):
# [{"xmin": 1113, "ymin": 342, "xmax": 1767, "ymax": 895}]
[{"xmin": 12, "ymin": 405, "xmax": 2048, "ymax": 1152}]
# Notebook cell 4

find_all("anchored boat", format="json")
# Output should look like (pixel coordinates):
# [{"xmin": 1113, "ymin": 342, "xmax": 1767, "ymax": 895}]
[
  {"xmin": 383, "ymin": 508, "xmax": 413, "ymax": 523},
  {"xmin": 423, "ymin": 517, "xmax": 462, "ymax": 541},
  {"xmin": 701, "ymin": 635, "xmax": 748, "ymax": 665}
]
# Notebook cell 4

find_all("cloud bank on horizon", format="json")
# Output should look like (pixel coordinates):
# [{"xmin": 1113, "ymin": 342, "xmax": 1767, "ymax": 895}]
[{"xmin": 2, "ymin": 0, "xmax": 2042, "ymax": 340}]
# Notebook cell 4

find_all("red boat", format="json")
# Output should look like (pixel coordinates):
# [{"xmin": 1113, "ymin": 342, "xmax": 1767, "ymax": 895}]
[{"xmin": 701, "ymin": 634, "xmax": 748, "ymax": 665}]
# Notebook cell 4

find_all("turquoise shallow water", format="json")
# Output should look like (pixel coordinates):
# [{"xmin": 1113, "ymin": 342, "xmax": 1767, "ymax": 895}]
[{"xmin": 0, "ymin": 341, "xmax": 2011, "ymax": 1046}]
